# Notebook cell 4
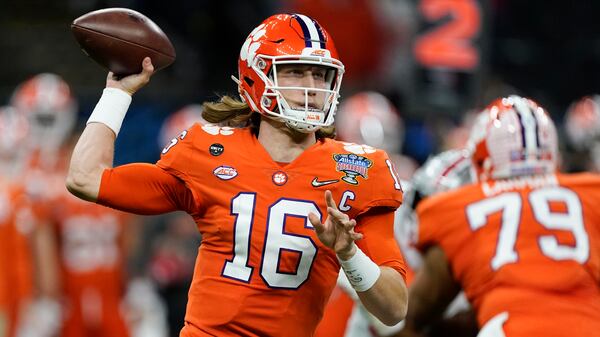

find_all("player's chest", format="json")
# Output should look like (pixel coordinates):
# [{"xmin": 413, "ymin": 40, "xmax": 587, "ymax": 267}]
[{"xmin": 197, "ymin": 148, "xmax": 376, "ymax": 210}]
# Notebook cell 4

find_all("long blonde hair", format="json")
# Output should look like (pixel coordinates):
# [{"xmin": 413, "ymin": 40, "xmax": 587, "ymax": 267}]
[{"xmin": 202, "ymin": 95, "xmax": 336, "ymax": 139}]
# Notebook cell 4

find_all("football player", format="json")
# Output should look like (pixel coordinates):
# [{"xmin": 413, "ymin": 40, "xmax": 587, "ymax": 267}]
[
  {"xmin": 66, "ymin": 13, "xmax": 409, "ymax": 337},
  {"xmin": 11, "ymin": 73, "xmax": 134, "ymax": 337},
  {"xmin": 0, "ymin": 104, "xmax": 52, "ymax": 337},
  {"xmin": 564, "ymin": 95, "xmax": 600, "ymax": 172},
  {"xmin": 392, "ymin": 150, "xmax": 478, "ymax": 337},
  {"xmin": 399, "ymin": 96, "xmax": 600, "ymax": 337},
  {"xmin": 158, "ymin": 104, "xmax": 207, "ymax": 152}
]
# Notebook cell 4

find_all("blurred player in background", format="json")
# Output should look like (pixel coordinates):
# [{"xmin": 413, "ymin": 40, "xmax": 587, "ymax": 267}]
[
  {"xmin": 158, "ymin": 104, "xmax": 207, "ymax": 152},
  {"xmin": 0, "ymin": 103, "xmax": 55, "ymax": 337},
  {"xmin": 392, "ymin": 150, "xmax": 477, "ymax": 337},
  {"xmin": 400, "ymin": 96, "xmax": 600, "ymax": 337},
  {"xmin": 335, "ymin": 91, "xmax": 417, "ymax": 180},
  {"xmin": 564, "ymin": 95, "xmax": 600, "ymax": 172},
  {"xmin": 10, "ymin": 73, "xmax": 140, "ymax": 337},
  {"xmin": 0, "ymin": 106, "xmax": 29, "ymax": 178},
  {"xmin": 0, "ymin": 104, "xmax": 36, "ymax": 337},
  {"xmin": 66, "ymin": 13, "xmax": 409, "ymax": 337}
]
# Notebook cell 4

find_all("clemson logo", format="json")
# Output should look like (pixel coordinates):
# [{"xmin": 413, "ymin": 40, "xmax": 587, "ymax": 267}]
[
  {"xmin": 341, "ymin": 142, "xmax": 377, "ymax": 155},
  {"xmin": 240, "ymin": 24, "xmax": 266, "ymax": 67},
  {"xmin": 201, "ymin": 124, "xmax": 234, "ymax": 136}
]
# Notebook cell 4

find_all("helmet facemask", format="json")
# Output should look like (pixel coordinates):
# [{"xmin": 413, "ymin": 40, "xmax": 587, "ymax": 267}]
[{"xmin": 253, "ymin": 54, "xmax": 343, "ymax": 133}]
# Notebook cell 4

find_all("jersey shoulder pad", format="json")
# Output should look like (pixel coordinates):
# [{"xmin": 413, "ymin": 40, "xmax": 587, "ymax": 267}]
[
  {"xmin": 558, "ymin": 172, "xmax": 600, "ymax": 188},
  {"xmin": 416, "ymin": 183, "xmax": 480, "ymax": 218},
  {"xmin": 414, "ymin": 183, "xmax": 480, "ymax": 250},
  {"xmin": 156, "ymin": 123, "xmax": 249, "ymax": 179}
]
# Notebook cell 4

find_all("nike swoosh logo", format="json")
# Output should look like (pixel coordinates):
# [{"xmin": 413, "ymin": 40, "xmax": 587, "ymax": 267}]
[{"xmin": 311, "ymin": 177, "xmax": 340, "ymax": 187}]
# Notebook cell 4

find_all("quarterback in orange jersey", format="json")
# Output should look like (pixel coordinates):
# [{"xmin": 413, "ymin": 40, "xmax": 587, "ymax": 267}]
[
  {"xmin": 399, "ymin": 96, "xmax": 600, "ymax": 337},
  {"xmin": 66, "ymin": 13, "xmax": 408, "ymax": 337}
]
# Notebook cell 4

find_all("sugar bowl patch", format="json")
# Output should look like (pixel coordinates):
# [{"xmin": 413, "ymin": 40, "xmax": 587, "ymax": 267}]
[{"xmin": 333, "ymin": 153, "xmax": 373, "ymax": 185}]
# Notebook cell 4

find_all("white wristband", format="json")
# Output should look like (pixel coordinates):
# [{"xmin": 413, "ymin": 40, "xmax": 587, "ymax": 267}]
[
  {"xmin": 339, "ymin": 246, "xmax": 381, "ymax": 292},
  {"xmin": 87, "ymin": 87, "xmax": 132, "ymax": 136}
]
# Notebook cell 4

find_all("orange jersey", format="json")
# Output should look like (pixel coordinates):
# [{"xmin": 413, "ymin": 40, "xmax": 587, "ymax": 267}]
[
  {"xmin": 0, "ymin": 181, "xmax": 20, "ymax": 337},
  {"xmin": 55, "ymin": 196, "xmax": 130, "ymax": 333},
  {"xmin": 53, "ymin": 189, "xmax": 130, "ymax": 337},
  {"xmin": 416, "ymin": 173, "xmax": 600, "ymax": 337},
  {"xmin": 0, "ymin": 179, "xmax": 38, "ymax": 337},
  {"xmin": 23, "ymin": 150, "xmax": 131, "ymax": 337},
  {"xmin": 100, "ymin": 124, "xmax": 405, "ymax": 337}
]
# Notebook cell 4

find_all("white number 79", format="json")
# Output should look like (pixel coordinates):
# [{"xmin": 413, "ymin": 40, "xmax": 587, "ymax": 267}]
[{"xmin": 466, "ymin": 187, "xmax": 589, "ymax": 270}]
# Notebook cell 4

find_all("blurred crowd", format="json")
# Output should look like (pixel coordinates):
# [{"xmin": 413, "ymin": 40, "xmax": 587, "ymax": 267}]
[{"xmin": 2, "ymin": 0, "xmax": 600, "ymax": 337}]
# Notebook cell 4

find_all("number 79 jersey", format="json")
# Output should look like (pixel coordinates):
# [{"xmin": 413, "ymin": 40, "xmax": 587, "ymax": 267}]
[
  {"xmin": 416, "ymin": 173, "xmax": 600, "ymax": 337},
  {"xmin": 156, "ymin": 124, "xmax": 403, "ymax": 337}
]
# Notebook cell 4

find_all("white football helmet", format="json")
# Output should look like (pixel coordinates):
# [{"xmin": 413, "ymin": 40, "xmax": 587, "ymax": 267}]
[
  {"xmin": 564, "ymin": 95, "xmax": 600, "ymax": 151},
  {"xmin": 158, "ymin": 104, "xmax": 207, "ymax": 150},
  {"xmin": 10, "ymin": 73, "xmax": 77, "ymax": 152},
  {"xmin": 335, "ymin": 91, "xmax": 404, "ymax": 154},
  {"xmin": 467, "ymin": 95, "xmax": 558, "ymax": 181},
  {"xmin": 0, "ymin": 105, "xmax": 29, "ymax": 159}
]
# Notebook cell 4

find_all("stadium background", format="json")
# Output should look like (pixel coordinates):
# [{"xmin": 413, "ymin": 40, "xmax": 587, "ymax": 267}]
[
  {"xmin": 2, "ymin": 0, "xmax": 600, "ymax": 166},
  {"xmin": 1, "ymin": 1, "xmax": 600, "ymax": 336}
]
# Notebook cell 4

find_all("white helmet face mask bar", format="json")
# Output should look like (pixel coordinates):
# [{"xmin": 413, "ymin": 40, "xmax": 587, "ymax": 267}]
[{"xmin": 253, "ymin": 53, "xmax": 344, "ymax": 133}]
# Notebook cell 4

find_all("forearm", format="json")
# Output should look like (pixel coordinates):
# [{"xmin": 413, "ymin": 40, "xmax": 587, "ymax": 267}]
[
  {"xmin": 357, "ymin": 266, "xmax": 408, "ymax": 326},
  {"xmin": 67, "ymin": 59, "xmax": 153, "ymax": 202},
  {"xmin": 403, "ymin": 246, "xmax": 460, "ymax": 333},
  {"xmin": 32, "ymin": 223, "xmax": 61, "ymax": 298},
  {"xmin": 66, "ymin": 123, "xmax": 116, "ymax": 202}
]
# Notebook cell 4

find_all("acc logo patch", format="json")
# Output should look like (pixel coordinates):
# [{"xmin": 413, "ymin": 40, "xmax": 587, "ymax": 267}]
[
  {"xmin": 213, "ymin": 166, "xmax": 238, "ymax": 180},
  {"xmin": 333, "ymin": 153, "xmax": 373, "ymax": 185}
]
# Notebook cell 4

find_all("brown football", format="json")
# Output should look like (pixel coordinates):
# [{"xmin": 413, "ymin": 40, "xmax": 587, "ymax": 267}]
[{"xmin": 71, "ymin": 8, "xmax": 176, "ymax": 76}]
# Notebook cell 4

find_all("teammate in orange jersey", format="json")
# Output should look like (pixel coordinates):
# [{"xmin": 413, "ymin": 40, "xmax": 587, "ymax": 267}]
[
  {"xmin": 398, "ymin": 96, "xmax": 600, "ymax": 337},
  {"xmin": 0, "ymin": 105, "xmax": 41, "ymax": 337},
  {"xmin": 53, "ymin": 194, "xmax": 132, "ymax": 337},
  {"xmin": 66, "ymin": 13, "xmax": 409, "ymax": 337},
  {"xmin": 564, "ymin": 94, "xmax": 600, "ymax": 172},
  {"xmin": 0, "ymin": 179, "xmax": 31, "ymax": 337},
  {"xmin": 10, "ymin": 73, "xmax": 134, "ymax": 337}
]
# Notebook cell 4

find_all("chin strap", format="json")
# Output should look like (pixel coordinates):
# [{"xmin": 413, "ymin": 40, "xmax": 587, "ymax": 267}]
[{"xmin": 231, "ymin": 75, "xmax": 241, "ymax": 85}]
